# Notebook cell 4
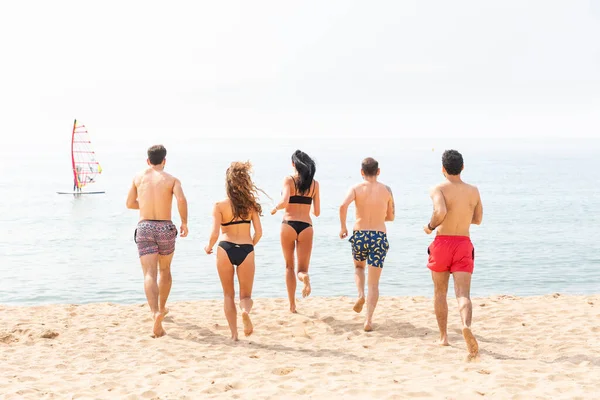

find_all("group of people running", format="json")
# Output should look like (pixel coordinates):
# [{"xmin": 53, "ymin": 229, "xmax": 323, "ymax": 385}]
[{"xmin": 126, "ymin": 144, "xmax": 483, "ymax": 359}]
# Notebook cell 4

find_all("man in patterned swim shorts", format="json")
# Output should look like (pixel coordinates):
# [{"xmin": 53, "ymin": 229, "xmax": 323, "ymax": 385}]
[
  {"xmin": 126, "ymin": 145, "xmax": 189, "ymax": 338},
  {"xmin": 339, "ymin": 157, "xmax": 395, "ymax": 332}
]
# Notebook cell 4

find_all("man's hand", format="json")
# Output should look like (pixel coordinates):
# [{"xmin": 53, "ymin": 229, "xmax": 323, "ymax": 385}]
[
  {"xmin": 271, "ymin": 208, "xmax": 278, "ymax": 215},
  {"xmin": 204, "ymin": 244, "xmax": 213, "ymax": 254},
  {"xmin": 423, "ymin": 224, "xmax": 433, "ymax": 235},
  {"xmin": 180, "ymin": 223, "xmax": 189, "ymax": 238},
  {"xmin": 339, "ymin": 227, "xmax": 348, "ymax": 239}
]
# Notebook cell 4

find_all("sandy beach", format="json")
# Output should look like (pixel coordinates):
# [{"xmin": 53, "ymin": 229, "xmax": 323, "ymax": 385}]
[{"xmin": 1, "ymin": 294, "xmax": 598, "ymax": 399}]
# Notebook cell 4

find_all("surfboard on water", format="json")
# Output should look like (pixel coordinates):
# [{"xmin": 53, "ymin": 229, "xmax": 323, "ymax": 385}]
[
  {"xmin": 56, "ymin": 191, "xmax": 106, "ymax": 195},
  {"xmin": 57, "ymin": 119, "xmax": 106, "ymax": 195}
]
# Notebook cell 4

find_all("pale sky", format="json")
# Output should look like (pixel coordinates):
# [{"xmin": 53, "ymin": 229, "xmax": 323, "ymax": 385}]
[{"xmin": 1, "ymin": 0, "xmax": 599, "ymax": 149}]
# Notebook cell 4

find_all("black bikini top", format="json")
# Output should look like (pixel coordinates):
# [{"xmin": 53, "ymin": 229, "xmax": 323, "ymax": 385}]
[
  {"xmin": 289, "ymin": 195, "xmax": 312, "ymax": 205},
  {"xmin": 221, "ymin": 219, "xmax": 251, "ymax": 227},
  {"xmin": 288, "ymin": 176, "xmax": 314, "ymax": 205}
]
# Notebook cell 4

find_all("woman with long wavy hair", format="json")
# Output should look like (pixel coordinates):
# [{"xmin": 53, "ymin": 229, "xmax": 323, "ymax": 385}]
[
  {"xmin": 205, "ymin": 161, "xmax": 263, "ymax": 341},
  {"xmin": 271, "ymin": 150, "xmax": 320, "ymax": 313}
]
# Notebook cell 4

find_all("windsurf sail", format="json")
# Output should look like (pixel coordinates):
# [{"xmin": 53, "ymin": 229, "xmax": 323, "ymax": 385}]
[{"xmin": 71, "ymin": 119, "xmax": 102, "ymax": 191}]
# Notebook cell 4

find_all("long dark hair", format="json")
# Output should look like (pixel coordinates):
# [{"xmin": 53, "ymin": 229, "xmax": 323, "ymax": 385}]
[
  {"xmin": 291, "ymin": 150, "xmax": 316, "ymax": 194},
  {"xmin": 226, "ymin": 161, "xmax": 263, "ymax": 220}
]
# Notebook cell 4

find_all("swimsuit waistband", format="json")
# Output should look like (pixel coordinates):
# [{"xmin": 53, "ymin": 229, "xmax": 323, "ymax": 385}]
[
  {"xmin": 353, "ymin": 230, "xmax": 386, "ymax": 235},
  {"xmin": 139, "ymin": 219, "xmax": 173, "ymax": 224},
  {"xmin": 434, "ymin": 235, "xmax": 471, "ymax": 241},
  {"xmin": 218, "ymin": 240, "xmax": 254, "ymax": 247}
]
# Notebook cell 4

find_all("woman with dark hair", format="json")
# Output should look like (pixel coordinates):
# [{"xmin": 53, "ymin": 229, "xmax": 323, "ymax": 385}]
[
  {"xmin": 205, "ymin": 161, "xmax": 263, "ymax": 340},
  {"xmin": 271, "ymin": 150, "xmax": 320, "ymax": 313}
]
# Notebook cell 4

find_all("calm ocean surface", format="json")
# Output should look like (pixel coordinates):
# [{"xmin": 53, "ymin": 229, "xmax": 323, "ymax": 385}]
[{"xmin": 1, "ymin": 136, "xmax": 599, "ymax": 305}]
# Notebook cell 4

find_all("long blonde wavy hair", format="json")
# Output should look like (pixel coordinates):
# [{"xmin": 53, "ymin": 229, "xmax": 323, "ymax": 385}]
[{"xmin": 225, "ymin": 161, "xmax": 265, "ymax": 220}]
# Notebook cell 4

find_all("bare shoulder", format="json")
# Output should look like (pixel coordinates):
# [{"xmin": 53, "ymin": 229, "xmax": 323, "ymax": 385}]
[
  {"xmin": 350, "ymin": 182, "xmax": 364, "ymax": 192},
  {"xmin": 380, "ymin": 182, "xmax": 393, "ymax": 196},
  {"xmin": 161, "ymin": 170, "xmax": 176, "ymax": 182},
  {"xmin": 429, "ymin": 182, "xmax": 446, "ymax": 196},
  {"xmin": 468, "ymin": 182, "xmax": 481, "ymax": 198},
  {"xmin": 133, "ymin": 171, "xmax": 145, "ymax": 185},
  {"xmin": 460, "ymin": 180, "xmax": 479, "ymax": 192},
  {"xmin": 213, "ymin": 199, "xmax": 227, "ymax": 211},
  {"xmin": 217, "ymin": 198, "xmax": 230, "ymax": 207}
]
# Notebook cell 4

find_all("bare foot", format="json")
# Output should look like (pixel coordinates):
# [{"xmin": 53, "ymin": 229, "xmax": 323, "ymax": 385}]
[
  {"xmin": 353, "ymin": 297, "xmax": 365, "ymax": 313},
  {"xmin": 160, "ymin": 307, "xmax": 169, "ymax": 316},
  {"xmin": 152, "ymin": 312, "xmax": 166, "ymax": 338},
  {"xmin": 438, "ymin": 337, "xmax": 450, "ymax": 346},
  {"xmin": 231, "ymin": 334, "xmax": 239, "ymax": 342},
  {"xmin": 301, "ymin": 275, "xmax": 311, "ymax": 298},
  {"xmin": 462, "ymin": 327, "xmax": 479, "ymax": 358},
  {"xmin": 242, "ymin": 311, "xmax": 253, "ymax": 336},
  {"xmin": 364, "ymin": 321, "xmax": 373, "ymax": 332}
]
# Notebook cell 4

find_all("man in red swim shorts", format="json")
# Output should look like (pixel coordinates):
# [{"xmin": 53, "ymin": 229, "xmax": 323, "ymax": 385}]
[{"xmin": 423, "ymin": 149, "xmax": 483, "ymax": 360}]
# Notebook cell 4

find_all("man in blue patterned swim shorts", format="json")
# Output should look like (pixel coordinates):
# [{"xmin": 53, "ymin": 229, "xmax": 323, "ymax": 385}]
[
  {"xmin": 126, "ymin": 145, "xmax": 189, "ymax": 338},
  {"xmin": 339, "ymin": 157, "xmax": 395, "ymax": 332}
]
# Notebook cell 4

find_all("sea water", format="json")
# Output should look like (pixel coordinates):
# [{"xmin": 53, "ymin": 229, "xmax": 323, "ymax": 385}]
[{"xmin": 1, "ymin": 136, "xmax": 599, "ymax": 305}]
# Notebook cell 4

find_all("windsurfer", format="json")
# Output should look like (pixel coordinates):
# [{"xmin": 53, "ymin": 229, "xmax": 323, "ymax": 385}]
[{"xmin": 74, "ymin": 165, "xmax": 83, "ymax": 191}]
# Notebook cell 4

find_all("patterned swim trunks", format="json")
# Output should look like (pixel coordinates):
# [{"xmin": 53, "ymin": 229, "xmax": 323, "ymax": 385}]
[
  {"xmin": 134, "ymin": 220, "xmax": 178, "ymax": 257},
  {"xmin": 349, "ymin": 230, "xmax": 390, "ymax": 268}
]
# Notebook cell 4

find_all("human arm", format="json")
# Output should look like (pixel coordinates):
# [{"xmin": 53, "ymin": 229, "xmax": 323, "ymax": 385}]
[
  {"xmin": 312, "ymin": 181, "xmax": 320, "ymax": 217},
  {"xmin": 125, "ymin": 179, "xmax": 139, "ymax": 209},
  {"xmin": 271, "ymin": 177, "xmax": 292, "ymax": 215},
  {"xmin": 385, "ymin": 185, "xmax": 395, "ymax": 222},
  {"xmin": 204, "ymin": 202, "xmax": 222, "ymax": 254},
  {"xmin": 424, "ymin": 186, "xmax": 447, "ymax": 234},
  {"xmin": 472, "ymin": 187, "xmax": 483, "ymax": 225},
  {"xmin": 339, "ymin": 186, "xmax": 356, "ymax": 239},
  {"xmin": 251, "ymin": 209, "xmax": 263, "ymax": 246},
  {"xmin": 173, "ymin": 178, "xmax": 188, "ymax": 237}
]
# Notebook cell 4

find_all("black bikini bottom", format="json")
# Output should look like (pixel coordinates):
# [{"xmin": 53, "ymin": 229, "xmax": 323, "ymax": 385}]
[
  {"xmin": 218, "ymin": 241, "xmax": 254, "ymax": 266},
  {"xmin": 282, "ymin": 220, "xmax": 312, "ymax": 235}
]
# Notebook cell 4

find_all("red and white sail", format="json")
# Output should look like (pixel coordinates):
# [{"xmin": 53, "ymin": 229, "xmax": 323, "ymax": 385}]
[{"xmin": 71, "ymin": 119, "xmax": 102, "ymax": 190}]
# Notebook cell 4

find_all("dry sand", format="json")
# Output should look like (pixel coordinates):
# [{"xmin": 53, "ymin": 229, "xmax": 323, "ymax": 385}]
[{"xmin": 1, "ymin": 294, "xmax": 599, "ymax": 399}]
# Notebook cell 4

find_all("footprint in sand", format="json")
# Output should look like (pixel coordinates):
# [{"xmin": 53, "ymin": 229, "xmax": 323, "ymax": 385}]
[
  {"xmin": 0, "ymin": 333, "xmax": 18, "ymax": 344},
  {"xmin": 141, "ymin": 390, "xmax": 158, "ymax": 399},
  {"xmin": 40, "ymin": 330, "xmax": 59, "ymax": 339},
  {"xmin": 273, "ymin": 367, "xmax": 295, "ymax": 376}
]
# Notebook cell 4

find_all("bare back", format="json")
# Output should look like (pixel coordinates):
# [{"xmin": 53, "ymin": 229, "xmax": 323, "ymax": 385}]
[
  {"xmin": 282, "ymin": 177, "xmax": 320, "ymax": 224},
  {"xmin": 135, "ymin": 168, "xmax": 177, "ymax": 221},
  {"xmin": 353, "ymin": 181, "xmax": 392, "ymax": 232},
  {"xmin": 217, "ymin": 199, "xmax": 258, "ymax": 245},
  {"xmin": 436, "ymin": 180, "xmax": 482, "ymax": 237}
]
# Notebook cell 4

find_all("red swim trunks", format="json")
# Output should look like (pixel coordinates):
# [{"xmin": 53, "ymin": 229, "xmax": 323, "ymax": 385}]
[{"xmin": 427, "ymin": 235, "xmax": 475, "ymax": 274}]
